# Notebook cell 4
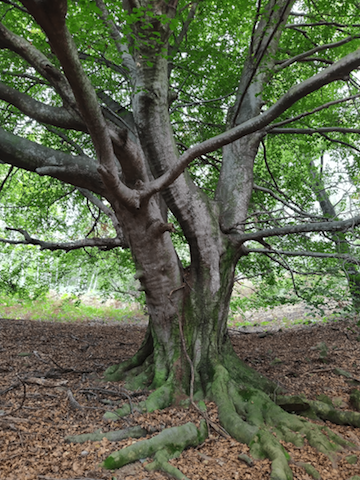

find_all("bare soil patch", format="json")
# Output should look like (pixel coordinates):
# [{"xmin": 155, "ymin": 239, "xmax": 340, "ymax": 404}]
[{"xmin": 1, "ymin": 316, "xmax": 360, "ymax": 480}]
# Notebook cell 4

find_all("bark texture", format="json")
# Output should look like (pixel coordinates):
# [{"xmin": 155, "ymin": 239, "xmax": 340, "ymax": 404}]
[{"xmin": 2, "ymin": 1, "xmax": 360, "ymax": 478}]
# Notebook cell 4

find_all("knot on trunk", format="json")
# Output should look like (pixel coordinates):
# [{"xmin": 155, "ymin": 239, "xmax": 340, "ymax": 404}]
[{"xmin": 147, "ymin": 219, "xmax": 175, "ymax": 236}]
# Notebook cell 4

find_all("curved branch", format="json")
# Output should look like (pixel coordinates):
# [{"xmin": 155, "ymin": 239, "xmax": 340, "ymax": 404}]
[
  {"xmin": 319, "ymin": 132, "xmax": 360, "ymax": 154},
  {"xmin": 245, "ymin": 247, "xmax": 360, "ymax": 262},
  {"xmin": 230, "ymin": 0, "xmax": 293, "ymax": 126},
  {"xmin": 0, "ymin": 81, "xmax": 86, "ymax": 131},
  {"xmin": 266, "ymin": 93, "xmax": 360, "ymax": 130},
  {"xmin": 142, "ymin": 47, "xmax": 360, "ymax": 200},
  {"xmin": 237, "ymin": 215, "xmax": 360, "ymax": 243},
  {"xmin": 253, "ymin": 184, "xmax": 325, "ymax": 220},
  {"xmin": 285, "ymin": 21, "xmax": 360, "ymax": 29},
  {"xmin": 1, "ymin": 227, "xmax": 126, "ymax": 251},
  {"xmin": 77, "ymin": 188, "xmax": 129, "ymax": 248},
  {"xmin": 275, "ymin": 34, "xmax": 360, "ymax": 72},
  {"xmin": 0, "ymin": 0, "xmax": 28, "ymax": 13},
  {"xmin": 0, "ymin": 126, "xmax": 105, "ymax": 195},
  {"xmin": 297, "ymin": 57, "xmax": 333, "ymax": 65},
  {"xmin": 269, "ymin": 127, "xmax": 360, "ymax": 135},
  {"xmin": 168, "ymin": 2, "xmax": 201, "ymax": 77},
  {"xmin": 0, "ymin": 165, "xmax": 15, "ymax": 194},
  {"xmin": 0, "ymin": 22, "xmax": 77, "ymax": 110},
  {"xmin": 94, "ymin": 0, "xmax": 136, "ymax": 83},
  {"xmin": 268, "ymin": 128, "xmax": 360, "ymax": 155},
  {"xmin": 20, "ymin": 0, "xmax": 139, "ymax": 209}
]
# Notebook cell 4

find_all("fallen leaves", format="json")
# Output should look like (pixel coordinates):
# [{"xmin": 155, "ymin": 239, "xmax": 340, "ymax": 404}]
[{"xmin": 0, "ymin": 317, "xmax": 360, "ymax": 479}]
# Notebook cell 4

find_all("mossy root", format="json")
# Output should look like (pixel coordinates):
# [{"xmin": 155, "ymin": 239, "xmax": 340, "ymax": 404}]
[
  {"xmin": 210, "ymin": 366, "xmax": 358, "ymax": 480},
  {"xmin": 277, "ymin": 394, "xmax": 360, "ymax": 428},
  {"xmin": 102, "ymin": 420, "xmax": 208, "ymax": 471},
  {"xmin": 146, "ymin": 448, "xmax": 191, "ymax": 480}
]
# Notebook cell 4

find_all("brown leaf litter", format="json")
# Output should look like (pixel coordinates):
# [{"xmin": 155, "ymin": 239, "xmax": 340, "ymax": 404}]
[{"xmin": 0, "ymin": 316, "xmax": 360, "ymax": 480}]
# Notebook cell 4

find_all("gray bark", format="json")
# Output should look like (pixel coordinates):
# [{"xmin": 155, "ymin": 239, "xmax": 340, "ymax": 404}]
[{"xmin": 0, "ymin": 0, "xmax": 360, "ymax": 389}]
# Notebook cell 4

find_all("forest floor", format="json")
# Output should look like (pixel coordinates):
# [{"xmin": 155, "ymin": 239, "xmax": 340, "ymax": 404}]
[{"xmin": 1, "ymin": 313, "xmax": 360, "ymax": 480}]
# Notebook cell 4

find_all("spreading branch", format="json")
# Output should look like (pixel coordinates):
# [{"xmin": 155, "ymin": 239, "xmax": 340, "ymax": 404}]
[
  {"xmin": 0, "ymin": 81, "xmax": 86, "ymax": 131},
  {"xmin": 237, "ymin": 215, "xmax": 360, "ymax": 243},
  {"xmin": 245, "ymin": 247, "xmax": 360, "ymax": 263},
  {"xmin": 142, "ymin": 47, "xmax": 360, "ymax": 200},
  {"xmin": 0, "ymin": 127, "xmax": 105, "ymax": 195},
  {"xmin": 266, "ymin": 93, "xmax": 360, "ymax": 130},
  {"xmin": 94, "ymin": 0, "xmax": 136, "ymax": 83},
  {"xmin": 77, "ymin": 188, "xmax": 129, "ymax": 248},
  {"xmin": 1, "ymin": 227, "xmax": 127, "ymax": 251},
  {"xmin": 253, "ymin": 184, "xmax": 325, "ymax": 220},
  {"xmin": 275, "ymin": 34, "xmax": 360, "ymax": 72},
  {"xmin": 269, "ymin": 127, "xmax": 360, "ymax": 135},
  {"xmin": 0, "ymin": 165, "xmax": 15, "ymax": 194},
  {"xmin": 0, "ymin": 21, "xmax": 78, "ymax": 110},
  {"xmin": 168, "ymin": 1, "xmax": 200, "ymax": 77},
  {"xmin": 20, "ymin": 0, "xmax": 140, "ymax": 210}
]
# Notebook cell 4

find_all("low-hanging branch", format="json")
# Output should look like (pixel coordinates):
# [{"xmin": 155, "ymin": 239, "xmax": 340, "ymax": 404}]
[
  {"xmin": 237, "ymin": 214, "xmax": 360, "ymax": 243},
  {"xmin": 245, "ymin": 247, "xmax": 360, "ymax": 263},
  {"xmin": 0, "ymin": 227, "xmax": 127, "ymax": 251}
]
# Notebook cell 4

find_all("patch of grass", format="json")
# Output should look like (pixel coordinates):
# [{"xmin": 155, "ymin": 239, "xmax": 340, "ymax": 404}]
[{"xmin": 0, "ymin": 293, "xmax": 144, "ymax": 323}]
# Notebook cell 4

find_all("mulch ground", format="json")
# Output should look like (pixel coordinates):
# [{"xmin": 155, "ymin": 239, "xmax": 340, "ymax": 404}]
[{"xmin": 1, "ymin": 316, "xmax": 360, "ymax": 480}]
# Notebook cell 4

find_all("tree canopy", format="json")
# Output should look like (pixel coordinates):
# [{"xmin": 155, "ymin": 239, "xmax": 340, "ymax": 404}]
[
  {"xmin": 2, "ymin": 2, "xmax": 360, "ymax": 479},
  {"xmin": 1, "ymin": 0, "xmax": 360, "ymax": 308}
]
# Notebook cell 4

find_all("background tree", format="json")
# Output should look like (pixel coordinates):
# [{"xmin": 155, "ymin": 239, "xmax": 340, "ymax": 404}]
[
  {"xmin": 309, "ymin": 157, "xmax": 360, "ymax": 310},
  {"xmin": 1, "ymin": 1, "xmax": 360, "ymax": 478}
]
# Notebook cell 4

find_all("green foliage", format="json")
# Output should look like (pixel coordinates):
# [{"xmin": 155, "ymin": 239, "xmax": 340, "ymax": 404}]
[
  {"xmin": 230, "ymin": 273, "xmax": 349, "ymax": 321},
  {"xmin": 0, "ymin": 292, "xmax": 143, "ymax": 323},
  {"xmin": 1, "ymin": 0, "xmax": 360, "ymax": 315}
]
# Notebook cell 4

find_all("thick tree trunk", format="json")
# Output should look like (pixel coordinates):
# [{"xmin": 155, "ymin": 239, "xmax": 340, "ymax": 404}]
[
  {"xmin": 103, "ymin": 230, "xmax": 360, "ymax": 480},
  {"xmin": 104, "ymin": 0, "xmax": 292, "ymax": 401},
  {"xmin": 105, "ymin": 231, "xmax": 274, "ymax": 400}
]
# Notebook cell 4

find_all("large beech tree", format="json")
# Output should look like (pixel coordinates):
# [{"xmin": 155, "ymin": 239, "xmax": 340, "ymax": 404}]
[{"xmin": 2, "ymin": 1, "xmax": 360, "ymax": 478}]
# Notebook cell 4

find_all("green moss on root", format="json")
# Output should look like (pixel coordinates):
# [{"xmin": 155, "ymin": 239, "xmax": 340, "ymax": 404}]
[{"xmin": 102, "ymin": 420, "xmax": 208, "ymax": 470}]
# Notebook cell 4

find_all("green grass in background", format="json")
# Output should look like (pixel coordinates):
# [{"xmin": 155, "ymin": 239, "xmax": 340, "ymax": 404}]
[{"xmin": 0, "ymin": 293, "xmax": 145, "ymax": 323}]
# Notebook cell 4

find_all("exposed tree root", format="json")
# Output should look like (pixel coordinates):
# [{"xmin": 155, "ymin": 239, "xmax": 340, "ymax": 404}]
[
  {"xmin": 100, "ymin": 357, "xmax": 360, "ymax": 480},
  {"xmin": 104, "ymin": 325, "xmax": 154, "ymax": 386},
  {"xmin": 102, "ymin": 420, "xmax": 208, "ymax": 476},
  {"xmin": 295, "ymin": 462, "xmax": 320, "ymax": 479},
  {"xmin": 276, "ymin": 394, "xmax": 360, "ymax": 427},
  {"xmin": 209, "ymin": 365, "xmax": 360, "ymax": 480},
  {"xmin": 350, "ymin": 389, "xmax": 360, "ymax": 411},
  {"xmin": 100, "ymin": 325, "xmax": 360, "ymax": 480}
]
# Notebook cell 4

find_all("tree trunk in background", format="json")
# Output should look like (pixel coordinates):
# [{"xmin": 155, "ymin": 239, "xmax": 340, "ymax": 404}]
[{"xmin": 309, "ymin": 160, "xmax": 360, "ymax": 310}]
